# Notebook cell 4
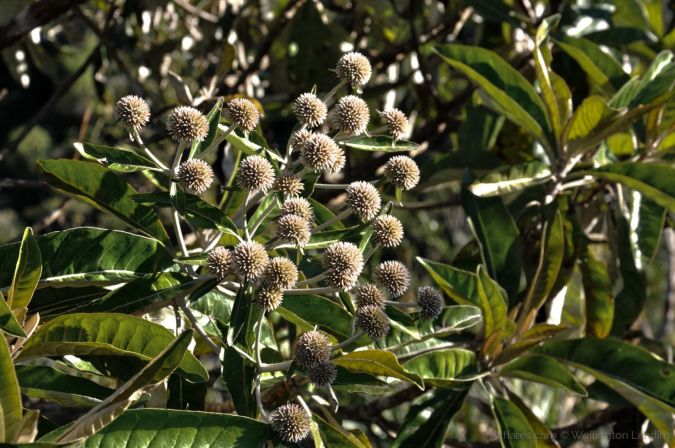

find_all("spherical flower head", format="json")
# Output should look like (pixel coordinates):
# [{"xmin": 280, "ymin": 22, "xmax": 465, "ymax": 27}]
[
  {"xmin": 334, "ymin": 95, "xmax": 370, "ymax": 136},
  {"xmin": 270, "ymin": 403, "xmax": 311, "ymax": 443},
  {"xmin": 294, "ymin": 93, "xmax": 327, "ymax": 128},
  {"xmin": 375, "ymin": 260, "xmax": 410, "ymax": 297},
  {"xmin": 274, "ymin": 174, "xmax": 304, "ymax": 197},
  {"xmin": 336, "ymin": 52, "xmax": 372, "ymax": 88},
  {"xmin": 290, "ymin": 129, "xmax": 314, "ymax": 150},
  {"xmin": 263, "ymin": 257, "xmax": 298, "ymax": 290},
  {"xmin": 308, "ymin": 362, "xmax": 337, "ymax": 387},
  {"xmin": 326, "ymin": 149, "xmax": 346, "ymax": 175},
  {"xmin": 380, "ymin": 108, "xmax": 409, "ymax": 141},
  {"xmin": 417, "ymin": 286, "xmax": 444, "ymax": 321},
  {"xmin": 177, "ymin": 159, "xmax": 214, "ymax": 195},
  {"xmin": 276, "ymin": 214, "xmax": 311, "ymax": 247},
  {"xmin": 236, "ymin": 155, "xmax": 275, "ymax": 192},
  {"xmin": 255, "ymin": 285, "xmax": 284, "ymax": 312},
  {"xmin": 302, "ymin": 133, "xmax": 340, "ymax": 171},
  {"xmin": 295, "ymin": 330, "xmax": 331, "ymax": 368},
  {"xmin": 355, "ymin": 283, "xmax": 386, "ymax": 309},
  {"xmin": 355, "ymin": 305, "xmax": 390, "ymax": 341},
  {"xmin": 281, "ymin": 198, "xmax": 314, "ymax": 223},
  {"xmin": 114, "ymin": 95, "xmax": 150, "ymax": 131},
  {"xmin": 372, "ymin": 215, "xmax": 403, "ymax": 248},
  {"xmin": 346, "ymin": 181, "xmax": 381, "ymax": 221},
  {"xmin": 384, "ymin": 155, "xmax": 420, "ymax": 190},
  {"xmin": 167, "ymin": 106, "xmax": 209, "ymax": 142},
  {"xmin": 226, "ymin": 98, "xmax": 260, "ymax": 133},
  {"xmin": 322, "ymin": 242, "xmax": 364, "ymax": 290},
  {"xmin": 207, "ymin": 247, "xmax": 232, "ymax": 281},
  {"xmin": 232, "ymin": 241, "xmax": 269, "ymax": 282}
]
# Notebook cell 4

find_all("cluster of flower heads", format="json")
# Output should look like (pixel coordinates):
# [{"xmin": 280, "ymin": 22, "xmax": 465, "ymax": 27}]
[{"xmin": 113, "ymin": 51, "xmax": 442, "ymax": 445}]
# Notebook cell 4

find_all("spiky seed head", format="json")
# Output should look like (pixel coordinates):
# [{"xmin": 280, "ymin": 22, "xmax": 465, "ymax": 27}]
[
  {"xmin": 334, "ymin": 95, "xmax": 370, "ymax": 136},
  {"xmin": 346, "ymin": 181, "xmax": 381, "ymax": 221},
  {"xmin": 372, "ymin": 215, "xmax": 404, "ymax": 248},
  {"xmin": 336, "ymin": 52, "xmax": 372, "ymax": 88},
  {"xmin": 302, "ymin": 133, "xmax": 340, "ymax": 171},
  {"xmin": 274, "ymin": 174, "xmax": 304, "ymax": 197},
  {"xmin": 270, "ymin": 403, "xmax": 311, "ymax": 443},
  {"xmin": 294, "ymin": 93, "xmax": 327, "ymax": 128},
  {"xmin": 380, "ymin": 108, "xmax": 409, "ymax": 141},
  {"xmin": 384, "ymin": 155, "xmax": 420, "ymax": 190},
  {"xmin": 226, "ymin": 98, "xmax": 260, "ymax": 133},
  {"xmin": 281, "ymin": 198, "xmax": 314, "ymax": 223},
  {"xmin": 375, "ymin": 260, "xmax": 410, "ymax": 297},
  {"xmin": 355, "ymin": 283, "xmax": 386, "ymax": 309},
  {"xmin": 295, "ymin": 330, "xmax": 331, "ymax": 368},
  {"xmin": 114, "ymin": 95, "xmax": 150, "ymax": 131},
  {"xmin": 417, "ymin": 286, "xmax": 444, "ymax": 321},
  {"xmin": 323, "ymin": 242, "xmax": 364, "ymax": 290},
  {"xmin": 276, "ymin": 214, "xmax": 311, "ymax": 247},
  {"xmin": 355, "ymin": 305, "xmax": 390, "ymax": 341},
  {"xmin": 308, "ymin": 362, "xmax": 337, "ymax": 387},
  {"xmin": 176, "ymin": 159, "xmax": 214, "ymax": 195},
  {"xmin": 232, "ymin": 241, "xmax": 269, "ymax": 281},
  {"xmin": 263, "ymin": 257, "xmax": 299, "ymax": 290},
  {"xmin": 325, "ymin": 268, "xmax": 360, "ymax": 291},
  {"xmin": 255, "ymin": 285, "xmax": 284, "ymax": 312},
  {"xmin": 326, "ymin": 149, "xmax": 346, "ymax": 175},
  {"xmin": 290, "ymin": 129, "xmax": 314, "ymax": 150},
  {"xmin": 236, "ymin": 155, "xmax": 275, "ymax": 192},
  {"xmin": 207, "ymin": 247, "xmax": 232, "ymax": 281},
  {"xmin": 167, "ymin": 106, "xmax": 209, "ymax": 142}
]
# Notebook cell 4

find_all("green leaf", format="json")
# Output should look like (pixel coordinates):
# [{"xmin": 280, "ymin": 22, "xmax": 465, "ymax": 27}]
[
  {"xmin": 7, "ymin": 228, "xmax": 41, "ymax": 318},
  {"xmin": 581, "ymin": 162, "xmax": 675, "ymax": 212},
  {"xmin": 189, "ymin": 97, "xmax": 223, "ymax": 159},
  {"xmin": 15, "ymin": 365, "xmax": 114, "ymax": 407},
  {"xmin": 342, "ymin": 136, "xmax": 418, "ymax": 152},
  {"xmin": 505, "ymin": 393, "xmax": 558, "ymax": 448},
  {"xmin": 500, "ymin": 355, "xmax": 587, "ymax": 396},
  {"xmin": 278, "ymin": 295, "xmax": 355, "ymax": 339},
  {"xmin": 309, "ymin": 198, "xmax": 345, "ymax": 230},
  {"xmin": 404, "ymin": 348, "xmax": 479, "ymax": 388},
  {"xmin": 74, "ymin": 142, "xmax": 162, "ymax": 172},
  {"xmin": 566, "ymin": 96, "xmax": 617, "ymax": 145},
  {"xmin": 37, "ymin": 160, "xmax": 170, "ymax": 244},
  {"xmin": 0, "ymin": 228, "xmax": 174, "ymax": 288},
  {"xmin": 580, "ymin": 244, "xmax": 614, "ymax": 339},
  {"xmin": 494, "ymin": 324, "xmax": 568, "ymax": 366},
  {"xmin": 608, "ymin": 51, "xmax": 675, "ymax": 109},
  {"xmin": 16, "ymin": 313, "xmax": 207, "ymax": 383},
  {"xmin": 476, "ymin": 266, "xmax": 509, "ymax": 340},
  {"xmin": 417, "ymin": 258, "xmax": 480, "ymax": 307},
  {"xmin": 0, "ymin": 335, "xmax": 22, "ymax": 443},
  {"xmin": 468, "ymin": 161, "xmax": 552, "ymax": 197},
  {"xmin": 221, "ymin": 346, "xmax": 255, "ymax": 417},
  {"xmin": 433, "ymin": 44, "xmax": 551, "ymax": 143},
  {"xmin": 0, "ymin": 291, "xmax": 25, "ymax": 338},
  {"xmin": 491, "ymin": 397, "xmax": 537, "ymax": 448},
  {"xmin": 315, "ymin": 415, "xmax": 368, "ymax": 448},
  {"xmin": 634, "ymin": 195, "xmax": 666, "ymax": 263},
  {"xmin": 81, "ymin": 409, "xmax": 276, "ymax": 447},
  {"xmin": 534, "ymin": 15, "xmax": 563, "ymax": 140},
  {"xmin": 333, "ymin": 350, "xmax": 424, "ymax": 389}
]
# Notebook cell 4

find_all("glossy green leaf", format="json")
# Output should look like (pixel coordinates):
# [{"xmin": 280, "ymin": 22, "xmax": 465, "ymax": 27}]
[
  {"xmin": 342, "ymin": 136, "xmax": 418, "ymax": 152},
  {"xmin": 278, "ymin": 295, "xmax": 354, "ymax": 339},
  {"xmin": 506, "ymin": 393, "xmax": 558, "ymax": 448},
  {"xmin": 189, "ymin": 97, "xmax": 223, "ymax": 159},
  {"xmin": 634, "ymin": 195, "xmax": 666, "ymax": 263},
  {"xmin": 0, "ymin": 336, "xmax": 22, "ymax": 443},
  {"xmin": 0, "ymin": 291, "xmax": 25, "ymax": 338},
  {"xmin": 0, "ymin": 228, "xmax": 174, "ymax": 288},
  {"xmin": 417, "ymin": 258, "xmax": 480, "ymax": 307},
  {"xmin": 7, "ymin": 228, "xmax": 41, "ymax": 317},
  {"xmin": 476, "ymin": 266, "xmax": 509, "ymax": 339},
  {"xmin": 333, "ymin": 350, "xmax": 424, "ymax": 389},
  {"xmin": 309, "ymin": 198, "xmax": 345, "ymax": 230},
  {"xmin": 15, "ymin": 365, "xmax": 114, "ymax": 407},
  {"xmin": 494, "ymin": 324, "xmax": 569, "ymax": 366},
  {"xmin": 82, "ymin": 409, "xmax": 276, "ymax": 447},
  {"xmin": 492, "ymin": 397, "xmax": 537, "ymax": 448},
  {"xmin": 580, "ymin": 244, "xmax": 614, "ymax": 339},
  {"xmin": 221, "ymin": 346, "xmax": 256, "ymax": 417},
  {"xmin": 29, "ymin": 286, "xmax": 108, "ymax": 318},
  {"xmin": 500, "ymin": 355, "xmax": 587, "ymax": 395},
  {"xmin": 534, "ymin": 15, "xmax": 563, "ymax": 139},
  {"xmin": 37, "ymin": 160, "xmax": 170, "ymax": 244},
  {"xmin": 566, "ymin": 96, "xmax": 616, "ymax": 145},
  {"xmin": 433, "ymin": 44, "xmax": 551, "ymax": 143},
  {"xmin": 468, "ymin": 161, "xmax": 552, "ymax": 197},
  {"xmin": 17, "ymin": 313, "xmax": 207, "ymax": 383},
  {"xmin": 315, "ymin": 415, "xmax": 368, "ymax": 448},
  {"xmin": 608, "ymin": 51, "xmax": 675, "ymax": 109},
  {"xmin": 403, "ymin": 348, "xmax": 478, "ymax": 387},
  {"xmin": 74, "ymin": 142, "xmax": 162, "ymax": 172}
]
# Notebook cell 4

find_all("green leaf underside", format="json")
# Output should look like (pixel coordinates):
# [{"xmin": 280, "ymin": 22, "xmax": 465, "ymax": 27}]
[
  {"xmin": 469, "ymin": 161, "xmax": 552, "ymax": 197},
  {"xmin": 333, "ymin": 350, "xmax": 424, "ymax": 389},
  {"xmin": 492, "ymin": 397, "xmax": 537, "ymax": 448},
  {"xmin": 404, "ymin": 348, "xmax": 479, "ymax": 387},
  {"xmin": 342, "ymin": 136, "xmax": 418, "ymax": 152},
  {"xmin": 74, "ymin": 142, "xmax": 161, "ymax": 172},
  {"xmin": 0, "ymin": 291, "xmax": 25, "ymax": 337},
  {"xmin": 278, "ymin": 295, "xmax": 354, "ymax": 338},
  {"xmin": 0, "ymin": 335, "xmax": 22, "ymax": 443},
  {"xmin": 500, "ymin": 355, "xmax": 587, "ymax": 396}
]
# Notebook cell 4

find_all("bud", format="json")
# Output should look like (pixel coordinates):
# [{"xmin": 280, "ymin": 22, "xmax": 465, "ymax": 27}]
[
  {"xmin": 294, "ymin": 93, "xmax": 327, "ymax": 128},
  {"xmin": 322, "ymin": 242, "xmax": 364, "ymax": 290},
  {"xmin": 167, "ymin": 106, "xmax": 209, "ymax": 142},
  {"xmin": 375, "ymin": 260, "xmax": 410, "ymax": 297},
  {"xmin": 302, "ymin": 133, "xmax": 341, "ymax": 171},
  {"xmin": 336, "ymin": 52, "xmax": 372, "ymax": 88},
  {"xmin": 231, "ymin": 241, "xmax": 269, "ymax": 282},
  {"xmin": 280, "ymin": 198, "xmax": 314, "ymax": 223},
  {"xmin": 114, "ymin": 95, "xmax": 150, "ymax": 131},
  {"xmin": 334, "ymin": 95, "xmax": 370, "ymax": 136},
  {"xmin": 262, "ymin": 257, "xmax": 299, "ymax": 290},
  {"xmin": 380, "ymin": 108, "xmax": 409, "ymax": 141},
  {"xmin": 254, "ymin": 285, "xmax": 284, "ymax": 312},
  {"xmin": 276, "ymin": 214, "xmax": 311, "ymax": 247},
  {"xmin": 176, "ymin": 159, "xmax": 214, "ymax": 195},
  {"xmin": 270, "ymin": 403, "xmax": 311, "ymax": 443},
  {"xmin": 308, "ymin": 362, "xmax": 337, "ymax": 387},
  {"xmin": 226, "ymin": 98, "xmax": 260, "ymax": 133},
  {"xmin": 417, "ymin": 286, "xmax": 444, "ymax": 321},
  {"xmin": 372, "ymin": 215, "xmax": 403, "ymax": 248},
  {"xmin": 274, "ymin": 174, "xmax": 304, "ymax": 197},
  {"xmin": 355, "ymin": 305, "xmax": 390, "ymax": 341},
  {"xmin": 384, "ymin": 155, "xmax": 420, "ymax": 190},
  {"xmin": 236, "ymin": 155, "xmax": 275, "ymax": 192},
  {"xmin": 206, "ymin": 246, "xmax": 232, "ymax": 281},
  {"xmin": 354, "ymin": 283, "xmax": 386, "ymax": 309},
  {"xmin": 346, "ymin": 181, "xmax": 381, "ymax": 221},
  {"xmin": 295, "ymin": 330, "xmax": 331, "ymax": 368}
]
